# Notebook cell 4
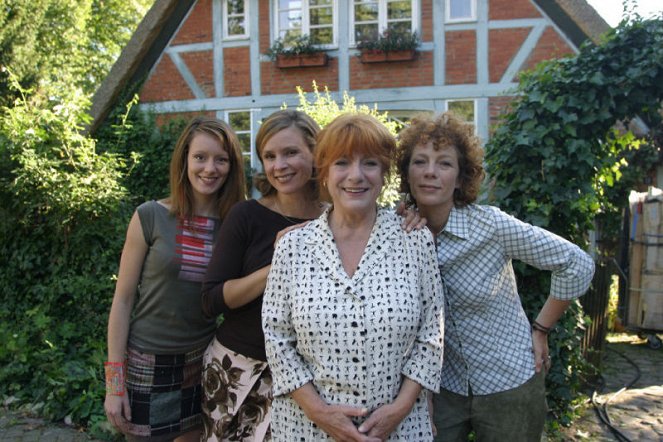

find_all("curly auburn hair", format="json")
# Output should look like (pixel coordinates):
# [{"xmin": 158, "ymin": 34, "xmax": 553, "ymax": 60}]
[{"xmin": 396, "ymin": 112, "xmax": 485, "ymax": 207}]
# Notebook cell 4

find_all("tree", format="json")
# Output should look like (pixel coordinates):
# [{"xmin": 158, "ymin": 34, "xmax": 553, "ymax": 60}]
[{"xmin": 0, "ymin": 0, "xmax": 153, "ymax": 106}]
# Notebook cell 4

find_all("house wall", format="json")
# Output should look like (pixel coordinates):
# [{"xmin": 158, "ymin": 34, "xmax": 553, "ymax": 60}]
[{"xmin": 138, "ymin": 0, "xmax": 576, "ymax": 158}]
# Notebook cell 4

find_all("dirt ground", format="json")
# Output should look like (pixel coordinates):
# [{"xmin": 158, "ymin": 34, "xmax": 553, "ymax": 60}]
[{"xmin": 550, "ymin": 333, "xmax": 663, "ymax": 441}]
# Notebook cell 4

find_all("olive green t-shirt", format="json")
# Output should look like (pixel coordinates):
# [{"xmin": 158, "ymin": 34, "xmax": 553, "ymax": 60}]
[{"xmin": 128, "ymin": 201, "xmax": 218, "ymax": 354}]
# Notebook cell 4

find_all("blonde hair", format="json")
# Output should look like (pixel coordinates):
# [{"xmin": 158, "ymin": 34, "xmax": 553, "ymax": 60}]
[{"xmin": 253, "ymin": 109, "xmax": 320, "ymax": 197}]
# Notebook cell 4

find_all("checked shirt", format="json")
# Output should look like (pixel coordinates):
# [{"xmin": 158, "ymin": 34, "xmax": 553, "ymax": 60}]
[{"xmin": 436, "ymin": 204, "xmax": 594, "ymax": 396}]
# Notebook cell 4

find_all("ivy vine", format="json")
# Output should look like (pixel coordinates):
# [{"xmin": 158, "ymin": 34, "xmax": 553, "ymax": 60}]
[{"xmin": 485, "ymin": 17, "xmax": 662, "ymax": 426}]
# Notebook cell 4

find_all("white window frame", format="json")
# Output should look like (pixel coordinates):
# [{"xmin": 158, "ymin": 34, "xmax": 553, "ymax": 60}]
[
  {"xmin": 445, "ymin": 0, "xmax": 476, "ymax": 23},
  {"xmin": 272, "ymin": 0, "xmax": 338, "ymax": 49},
  {"xmin": 223, "ymin": 109, "xmax": 257, "ymax": 171},
  {"xmin": 445, "ymin": 99, "xmax": 477, "ymax": 132},
  {"xmin": 350, "ymin": 0, "xmax": 420, "ymax": 47},
  {"xmin": 223, "ymin": 0, "xmax": 249, "ymax": 40}
]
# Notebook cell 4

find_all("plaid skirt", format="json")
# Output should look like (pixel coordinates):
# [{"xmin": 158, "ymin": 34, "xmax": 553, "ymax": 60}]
[
  {"xmin": 202, "ymin": 338, "xmax": 272, "ymax": 441},
  {"xmin": 124, "ymin": 345, "xmax": 206, "ymax": 440}
]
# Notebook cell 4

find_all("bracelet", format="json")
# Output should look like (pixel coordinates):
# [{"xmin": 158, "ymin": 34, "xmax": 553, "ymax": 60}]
[
  {"xmin": 531, "ymin": 320, "xmax": 552, "ymax": 335},
  {"xmin": 104, "ymin": 361, "xmax": 125, "ymax": 396}
]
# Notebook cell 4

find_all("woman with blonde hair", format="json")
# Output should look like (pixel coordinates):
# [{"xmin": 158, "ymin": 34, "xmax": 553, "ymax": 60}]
[{"xmin": 105, "ymin": 116, "xmax": 246, "ymax": 441}]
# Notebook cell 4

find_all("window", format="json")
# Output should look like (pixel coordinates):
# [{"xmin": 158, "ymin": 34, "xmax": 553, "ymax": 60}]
[
  {"xmin": 352, "ymin": 0, "xmax": 418, "ymax": 45},
  {"xmin": 446, "ymin": 100, "xmax": 476, "ymax": 129},
  {"xmin": 224, "ymin": 0, "xmax": 248, "ymax": 39},
  {"xmin": 225, "ymin": 110, "xmax": 254, "ymax": 173},
  {"xmin": 445, "ymin": 0, "xmax": 476, "ymax": 22},
  {"xmin": 274, "ymin": 0, "xmax": 336, "ymax": 46}
]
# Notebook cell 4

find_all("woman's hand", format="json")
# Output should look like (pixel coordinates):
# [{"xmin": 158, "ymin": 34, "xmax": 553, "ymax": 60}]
[
  {"xmin": 308, "ymin": 404, "xmax": 380, "ymax": 442},
  {"xmin": 427, "ymin": 390, "xmax": 437, "ymax": 437},
  {"xmin": 357, "ymin": 402, "xmax": 410, "ymax": 440},
  {"xmin": 532, "ymin": 328, "xmax": 551, "ymax": 373},
  {"xmin": 396, "ymin": 201, "xmax": 427, "ymax": 232},
  {"xmin": 104, "ymin": 393, "xmax": 131, "ymax": 433},
  {"xmin": 274, "ymin": 221, "xmax": 310, "ymax": 248}
]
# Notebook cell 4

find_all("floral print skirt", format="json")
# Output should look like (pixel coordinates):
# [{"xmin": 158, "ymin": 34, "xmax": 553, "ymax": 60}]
[{"xmin": 202, "ymin": 337, "xmax": 272, "ymax": 441}]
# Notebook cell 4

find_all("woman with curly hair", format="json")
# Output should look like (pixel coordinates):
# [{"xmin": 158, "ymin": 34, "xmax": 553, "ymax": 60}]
[{"xmin": 396, "ymin": 112, "xmax": 595, "ymax": 442}]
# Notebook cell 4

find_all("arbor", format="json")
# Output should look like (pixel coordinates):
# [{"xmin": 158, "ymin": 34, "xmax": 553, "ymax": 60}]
[{"xmin": 485, "ymin": 17, "xmax": 662, "ymax": 425}]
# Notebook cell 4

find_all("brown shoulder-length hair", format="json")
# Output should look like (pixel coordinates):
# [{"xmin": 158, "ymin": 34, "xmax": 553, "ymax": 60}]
[
  {"xmin": 396, "ymin": 112, "xmax": 485, "ymax": 207},
  {"xmin": 253, "ymin": 109, "xmax": 320, "ymax": 197},
  {"xmin": 169, "ymin": 116, "xmax": 246, "ymax": 220},
  {"xmin": 315, "ymin": 113, "xmax": 396, "ymax": 202}
]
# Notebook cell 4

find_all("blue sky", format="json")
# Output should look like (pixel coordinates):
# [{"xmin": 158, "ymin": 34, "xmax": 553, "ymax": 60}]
[{"xmin": 586, "ymin": 0, "xmax": 662, "ymax": 27}]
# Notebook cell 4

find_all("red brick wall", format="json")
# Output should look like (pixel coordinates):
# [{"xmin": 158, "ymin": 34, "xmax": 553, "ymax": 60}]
[
  {"xmin": 420, "ymin": 0, "xmax": 433, "ymax": 42},
  {"xmin": 260, "ymin": 59, "xmax": 339, "ymax": 95},
  {"xmin": 446, "ymin": 31, "xmax": 476, "ymax": 84},
  {"xmin": 259, "ymin": 1, "xmax": 270, "ymax": 55},
  {"xmin": 172, "ymin": 0, "xmax": 212, "ymax": 45},
  {"xmin": 489, "ymin": 28, "xmax": 530, "ymax": 83},
  {"xmin": 140, "ymin": 55, "xmax": 195, "ymax": 102},
  {"xmin": 350, "ymin": 52, "xmax": 434, "ymax": 90},
  {"xmin": 522, "ymin": 26, "xmax": 573, "ymax": 72},
  {"xmin": 181, "ymin": 50, "xmax": 215, "ymax": 97},
  {"xmin": 489, "ymin": 0, "xmax": 541, "ymax": 20},
  {"xmin": 224, "ymin": 47, "xmax": 252, "ymax": 96}
]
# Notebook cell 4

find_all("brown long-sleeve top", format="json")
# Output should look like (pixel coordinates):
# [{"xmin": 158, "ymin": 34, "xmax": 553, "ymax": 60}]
[{"xmin": 201, "ymin": 199, "xmax": 308, "ymax": 362}]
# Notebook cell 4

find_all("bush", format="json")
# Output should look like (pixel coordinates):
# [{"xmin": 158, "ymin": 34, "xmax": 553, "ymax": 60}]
[{"xmin": 0, "ymin": 79, "xmax": 127, "ymax": 437}]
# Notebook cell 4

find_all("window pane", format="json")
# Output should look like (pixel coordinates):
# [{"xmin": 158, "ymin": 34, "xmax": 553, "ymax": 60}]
[
  {"xmin": 448, "ymin": 101, "xmax": 474, "ymax": 123},
  {"xmin": 449, "ymin": 0, "xmax": 472, "ymax": 19},
  {"xmin": 310, "ymin": 7, "xmax": 333, "ymax": 25},
  {"xmin": 227, "ymin": 0, "xmax": 244, "ymax": 14},
  {"xmin": 238, "ymin": 133, "xmax": 251, "ymax": 151},
  {"xmin": 387, "ymin": 1, "xmax": 412, "ymax": 20},
  {"xmin": 279, "ymin": 11, "xmax": 302, "ymax": 33},
  {"xmin": 229, "ymin": 112, "xmax": 251, "ymax": 131},
  {"xmin": 279, "ymin": 0, "xmax": 302, "ymax": 9},
  {"xmin": 310, "ymin": 27, "xmax": 332, "ymax": 44},
  {"xmin": 387, "ymin": 21, "xmax": 410, "ymax": 35},
  {"xmin": 355, "ymin": 23, "xmax": 378, "ymax": 42},
  {"xmin": 227, "ymin": 18, "xmax": 245, "ymax": 35},
  {"xmin": 354, "ymin": 3, "xmax": 379, "ymax": 22},
  {"xmin": 309, "ymin": 0, "xmax": 332, "ymax": 5}
]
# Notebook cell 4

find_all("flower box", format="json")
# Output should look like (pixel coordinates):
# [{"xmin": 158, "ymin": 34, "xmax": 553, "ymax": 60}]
[
  {"xmin": 275, "ymin": 52, "xmax": 328, "ymax": 69},
  {"xmin": 359, "ymin": 49, "xmax": 417, "ymax": 63}
]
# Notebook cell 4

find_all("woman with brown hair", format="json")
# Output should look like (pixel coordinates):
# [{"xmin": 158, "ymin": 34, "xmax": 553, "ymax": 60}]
[
  {"xmin": 105, "ymin": 117, "xmax": 246, "ymax": 441},
  {"xmin": 397, "ymin": 112, "xmax": 595, "ymax": 441}
]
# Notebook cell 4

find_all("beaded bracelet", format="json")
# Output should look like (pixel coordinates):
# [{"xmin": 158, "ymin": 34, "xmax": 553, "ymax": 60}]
[
  {"xmin": 104, "ymin": 361, "xmax": 125, "ymax": 396},
  {"xmin": 531, "ymin": 320, "xmax": 552, "ymax": 335}
]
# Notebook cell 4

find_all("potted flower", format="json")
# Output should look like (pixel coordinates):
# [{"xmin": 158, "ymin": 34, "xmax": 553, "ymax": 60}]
[
  {"xmin": 357, "ymin": 30, "xmax": 420, "ymax": 63},
  {"xmin": 266, "ymin": 34, "xmax": 328, "ymax": 69}
]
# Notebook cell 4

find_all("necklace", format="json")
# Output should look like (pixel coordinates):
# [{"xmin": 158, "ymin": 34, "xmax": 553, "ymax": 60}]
[{"xmin": 273, "ymin": 199, "xmax": 305, "ymax": 225}]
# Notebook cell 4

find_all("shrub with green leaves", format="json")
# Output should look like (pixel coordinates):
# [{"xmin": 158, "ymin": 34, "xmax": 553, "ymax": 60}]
[
  {"xmin": 485, "ymin": 16, "xmax": 662, "ymax": 426},
  {"xmin": 0, "ymin": 78, "xmax": 127, "ymax": 436}
]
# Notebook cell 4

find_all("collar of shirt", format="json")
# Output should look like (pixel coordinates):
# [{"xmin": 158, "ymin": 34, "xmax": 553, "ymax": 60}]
[{"xmin": 438, "ymin": 205, "xmax": 469, "ymax": 240}]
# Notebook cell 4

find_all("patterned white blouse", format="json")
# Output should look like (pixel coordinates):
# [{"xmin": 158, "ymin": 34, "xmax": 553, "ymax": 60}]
[{"xmin": 263, "ymin": 208, "xmax": 444, "ymax": 441}]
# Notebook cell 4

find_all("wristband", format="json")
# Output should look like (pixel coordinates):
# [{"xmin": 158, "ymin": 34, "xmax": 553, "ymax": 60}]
[
  {"xmin": 104, "ymin": 361, "xmax": 126, "ymax": 396},
  {"xmin": 532, "ymin": 320, "xmax": 551, "ymax": 335}
]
